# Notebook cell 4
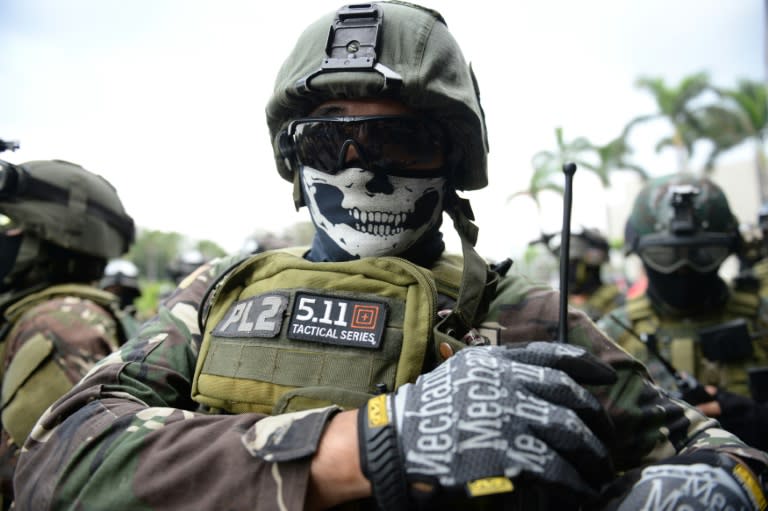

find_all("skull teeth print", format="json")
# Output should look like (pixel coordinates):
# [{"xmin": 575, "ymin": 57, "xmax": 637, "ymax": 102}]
[{"xmin": 301, "ymin": 166, "xmax": 445, "ymax": 258}]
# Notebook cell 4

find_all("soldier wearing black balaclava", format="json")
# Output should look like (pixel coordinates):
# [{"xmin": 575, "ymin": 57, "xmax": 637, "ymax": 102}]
[{"xmin": 599, "ymin": 173, "xmax": 768, "ymax": 451}]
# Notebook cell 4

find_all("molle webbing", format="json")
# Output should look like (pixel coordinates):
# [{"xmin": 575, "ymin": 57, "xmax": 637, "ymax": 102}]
[
  {"xmin": 625, "ymin": 295, "xmax": 658, "ymax": 335},
  {"xmin": 193, "ymin": 251, "xmax": 494, "ymax": 415},
  {"xmin": 726, "ymin": 288, "xmax": 761, "ymax": 318}
]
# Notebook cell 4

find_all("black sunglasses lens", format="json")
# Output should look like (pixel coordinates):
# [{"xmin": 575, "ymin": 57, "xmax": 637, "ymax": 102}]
[{"xmin": 292, "ymin": 117, "xmax": 443, "ymax": 174}]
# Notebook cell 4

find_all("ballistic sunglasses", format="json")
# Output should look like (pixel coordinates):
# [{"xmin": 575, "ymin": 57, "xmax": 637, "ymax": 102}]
[
  {"xmin": 285, "ymin": 115, "xmax": 446, "ymax": 176},
  {"xmin": 636, "ymin": 232, "xmax": 736, "ymax": 273}
]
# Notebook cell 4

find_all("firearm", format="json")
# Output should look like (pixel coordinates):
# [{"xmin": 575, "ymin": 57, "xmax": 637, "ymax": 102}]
[
  {"xmin": 607, "ymin": 314, "xmax": 713, "ymax": 405},
  {"xmin": 0, "ymin": 139, "xmax": 20, "ymax": 154}
]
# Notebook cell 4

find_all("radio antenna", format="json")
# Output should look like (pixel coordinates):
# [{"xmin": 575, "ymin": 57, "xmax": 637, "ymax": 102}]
[{"xmin": 557, "ymin": 162, "xmax": 577, "ymax": 343}]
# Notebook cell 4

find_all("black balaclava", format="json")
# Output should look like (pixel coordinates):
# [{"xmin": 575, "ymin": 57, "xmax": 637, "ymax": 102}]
[{"xmin": 645, "ymin": 264, "xmax": 728, "ymax": 315}]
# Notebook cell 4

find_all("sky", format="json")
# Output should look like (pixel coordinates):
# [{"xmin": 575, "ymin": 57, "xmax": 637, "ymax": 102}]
[{"xmin": 0, "ymin": 0, "xmax": 764, "ymax": 262}]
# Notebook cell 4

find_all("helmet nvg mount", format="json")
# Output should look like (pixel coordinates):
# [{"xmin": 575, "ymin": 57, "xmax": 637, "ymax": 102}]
[
  {"xmin": 625, "ymin": 173, "xmax": 738, "ymax": 274},
  {"xmin": 0, "ymin": 159, "xmax": 135, "ymax": 259},
  {"xmin": 267, "ymin": 1, "xmax": 489, "ymax": 199}
]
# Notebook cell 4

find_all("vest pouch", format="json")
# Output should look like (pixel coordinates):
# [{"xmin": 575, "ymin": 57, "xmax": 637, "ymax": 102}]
[
  {"xmin": 192, "ymin": 252, "xmax": 452, "ymax": 415},
  {"xmin": 1, "ymin": 334, "xmax": 72, "ymax": 445},
  {"xmin": 272, "ymin": 385, "xmax": 373, "ymax": 414},
  {"xmin": 698, "ymin": 319, "xmax": 754, "ymax": 363}
]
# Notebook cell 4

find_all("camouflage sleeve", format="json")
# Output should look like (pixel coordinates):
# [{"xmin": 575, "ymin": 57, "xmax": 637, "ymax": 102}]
[
  {"xmin": 487, "ymin": 271, "xmax": 768, "ymax": 473},
  {"xmin": 1, "ymin": 297, "xmax": 121, "ymax": 500},
  {"xmin": 14, "ymin": 257, "xmax": 335, "ymax": 511}
]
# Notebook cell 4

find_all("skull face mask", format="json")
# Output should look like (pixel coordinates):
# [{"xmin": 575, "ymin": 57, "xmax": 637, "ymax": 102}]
[{"xmin": 300, "ymin": 165, "xmax": 446, "ymax": 260}]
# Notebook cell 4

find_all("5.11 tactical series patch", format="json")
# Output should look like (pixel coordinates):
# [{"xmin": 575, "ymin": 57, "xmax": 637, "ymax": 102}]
[
  {"xmin": 287, "ymin": 291, "xmax": 388, "ymax": 349},
  {"xmin": 211, "ymin": 290, "xmax": 389, "ymax": 350}
]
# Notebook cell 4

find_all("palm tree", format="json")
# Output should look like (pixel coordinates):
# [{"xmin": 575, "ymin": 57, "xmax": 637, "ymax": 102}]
[
  {"xmin": 628, "ymin": 71, "xmax": 712, "ymax": 173},
  {"xmin": 590, "ymin": 129, "xmax": 650, "ymax": 183},
  {"xmin": 507, "ymin": 163, "xmax": 564, "ymax": 212},
  {"xmin": 510, "ymin": 126, "xmax": 610, "ymax": 210},
  {"xmin": 714, "ymin": 80, "xmax": 768, "ymax": 202}
]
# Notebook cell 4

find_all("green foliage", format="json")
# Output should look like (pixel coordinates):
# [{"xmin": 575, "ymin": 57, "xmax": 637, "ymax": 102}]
[
  {"xmin": 628, "ymin": 71, "xmax": 712, "ymax": 170},
  {"xmin": 134, "ymin": 279, "xmax": 175, "ymax": 321},
  {"xmin": 196, "ymin": 240, "xmax": 227, "ymax": 260},
  {"xmin": 126, "ymin": 229, "xmax": 183, "ymax": 281}
]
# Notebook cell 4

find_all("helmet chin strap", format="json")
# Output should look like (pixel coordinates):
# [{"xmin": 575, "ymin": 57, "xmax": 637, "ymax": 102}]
[
  {"xmin": 292, "ymin": 171, "xmax": 304, "ymax": 211},
  {"xmin": 441, "ymin": 190, "xmax": 494, "ymax": 333}
]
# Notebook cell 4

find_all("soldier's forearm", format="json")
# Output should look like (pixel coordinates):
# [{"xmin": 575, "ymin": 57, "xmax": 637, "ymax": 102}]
[{"xmin": 305, "ymin": 409, "xmax": 371, "ymax": 510}]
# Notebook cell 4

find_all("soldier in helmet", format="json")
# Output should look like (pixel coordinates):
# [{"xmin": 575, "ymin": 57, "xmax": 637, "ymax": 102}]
[
  {"xmin": 16, "ymin": 4, "xmax": 768, "ymax": 511},
  {"xmin": 100, "ymin": 258, "xmax": 142, "ymax": 316},
  {"xmin": 167, "ymin": 249, "xmax": 208, "ymax": 284},
  {"xmin": 533, "ymin": 228, "xmax": 625, "ymax": 321},
  {"xmin": 734, "ymin": 203, "xmax": 768, "ymax": 296},
  {"xmin": 0, "ymin": 159, "xmax": 135, "ymax": 506},
  {"xmin": 598, "ymin": 173, "xmax": 768, "ymax": 451}
]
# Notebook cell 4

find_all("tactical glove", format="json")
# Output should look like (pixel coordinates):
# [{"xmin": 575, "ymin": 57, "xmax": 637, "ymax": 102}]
[
  {"xmin": 713, "ymin": 389, "xmax": 768, "ymax": 451},
  {"xmin": 358, "ymin": 342, "xmax": 618, "ymax": 510},
  {"xmin": 602, "ymin": 450, "xmax": 767, "ymax": 511}
]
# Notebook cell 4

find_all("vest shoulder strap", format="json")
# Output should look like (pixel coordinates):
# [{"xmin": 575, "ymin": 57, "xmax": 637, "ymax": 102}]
[{"xmin": 4, "ymin": 284, "xmax": 119, "ymax": 324}]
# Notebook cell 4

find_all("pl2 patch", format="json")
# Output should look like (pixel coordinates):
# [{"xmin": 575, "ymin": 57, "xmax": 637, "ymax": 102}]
[
  {"xmin": 287, "ymin": 292, "xmax": 388, "ymax": 349},
  {"xmin": 212, "ymin": 292, "xmax": 289, "ymax": 338}
]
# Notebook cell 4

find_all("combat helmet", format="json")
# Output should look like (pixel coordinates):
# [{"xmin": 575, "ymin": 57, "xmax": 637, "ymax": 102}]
[
  {"xmin": 0, "ymin": 159, "xmax": 135, "ymax": 259},
  {"xmin": 0, "ymin": 159, "xmax": 135, "ymax": 292},
  {"xmin": 167, "ymin": 249, "xmax": 207, "ymax": 284},
  {"xmin": 99, "ymin": 258, "xmax": 141, "ymax": 311},
  {"xmin": 543, "ymin": 228, "xmax": 610, "ymax": 267},
  {"xmin": 625, "ymin": 173, "xmax": 738, "ymax": 273},
  {"xmin": 267, "ymin": 1, "xmax": 489, "ymax": 199}
]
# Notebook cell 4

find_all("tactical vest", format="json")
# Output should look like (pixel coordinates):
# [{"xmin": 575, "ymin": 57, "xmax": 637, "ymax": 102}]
[
  {"xmin": 192, "ymin": 246, "xmax": 498, "ymax": 415},
  {"xmin": 0, "ymin": 284, "xmax": 131, "ymax": 446},
  {"xmin": 624, "ymin": 289, "xmax": 767, "ymax": 396},
  {"xmin": 575, "ymin": 283, "xmax": 623, "ymax": 322}
]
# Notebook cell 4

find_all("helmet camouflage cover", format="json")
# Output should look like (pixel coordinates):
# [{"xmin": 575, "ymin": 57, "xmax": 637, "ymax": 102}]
[
  {"xmin": 0, "ymin": 159, "xmax": 135, "ymax": 259},
  {"xmin": 625, "ymin": 173, "xmax": 738, "ymax": 273},
  {"xmin": 266, "ymin": 1, "xmax": 489, "ymax": 192}
]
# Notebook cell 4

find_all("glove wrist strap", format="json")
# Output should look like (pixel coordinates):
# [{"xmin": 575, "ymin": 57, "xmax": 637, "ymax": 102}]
[{"xmin": 358, "ymin": 394, "xmax": 410, "ymax": 510}]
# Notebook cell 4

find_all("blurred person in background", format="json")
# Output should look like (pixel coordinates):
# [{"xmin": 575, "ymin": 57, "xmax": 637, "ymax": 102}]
[
  {"xmin": 0, "ymin": 158, "xmax": 135, "ymax": 507},
  {"xmin": 598, "ymin": 173, "xmax": 768, "ymax": 451}
]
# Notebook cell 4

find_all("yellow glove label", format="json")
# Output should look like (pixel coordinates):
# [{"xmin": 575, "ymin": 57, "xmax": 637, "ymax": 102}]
[
  {"xmin": 367, "ymin": 394, "xmax": 389, "ymax": 428},
  {"xmin": 467, "ymin": 477, "xmax": 515, "ymax": 497},
  {"xmin": 733, "ymin": 463, "xmax": 767, "ymax": 510}
]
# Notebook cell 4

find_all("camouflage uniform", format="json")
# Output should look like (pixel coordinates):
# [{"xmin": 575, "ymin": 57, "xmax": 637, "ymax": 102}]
[
  {"xmin": 13, "ymin": 254, "xmax": 768, "ymax": 510},
  {"xmin": 533, "ymin": 229, "xmax": 625, "ymax": 322},
  {"xmin": 15, "ymin": 3, "xmax": 768, "ymax": 509},
  {"xmin": 0, "ymin": 288, "xmax": 125, "ymax": 502},
  {"xmin": 0, "ymin": 159, "xmax": 134, "ymax": 507},
  {"xmin": 598, "ymin": 173, "xmax": 768, "ymax": 451},
  {"xmin": 597, "ymin": 290, "xmax": 768, "ymax": 400}
]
